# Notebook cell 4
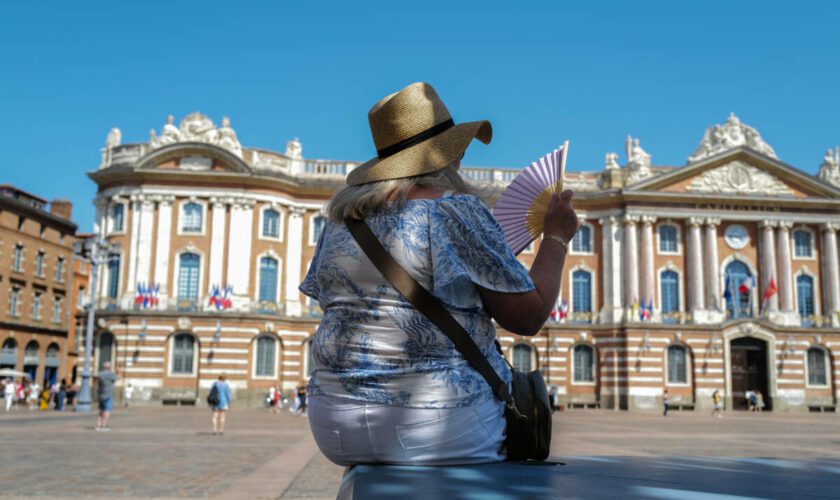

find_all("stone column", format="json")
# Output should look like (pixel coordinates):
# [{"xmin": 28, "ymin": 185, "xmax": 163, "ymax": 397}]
[
  {"xmin": 208, "ymin": 198, "xmax": 228, "ymax": 298},
  {"xmin": 225, "ymin": 198, "xmax": 254, "ymax": 309},
  {"xmin": 704, "ymin": 218, "xmax": 721, "ymax": 314},
  {"xmin": 284, "ymin": 207, "xmax": 306, "ymax": 317},
  {"xmin": 822, "ymin": 223, "xmax": 840, "ymax": 326},
  {"xmin": 640, "ymin": 216, "xmax": 657, "ymax": 310},
  {"xmin": 599, "ymin": 216, "xmax": 623, "ymax": 324},
  {"xmin": 135, "ymin": 198, "xmax": 155, "ymax": 290},
  {"xmin": 759, "ymin": 220, "xmax": 779, "ymax": 313},
  {"xmin": 776, "ymin": 221, "xmax": 796, "ymax": 322},
  {"xmin": 152, "ymin": 196, "xmax": 174, "ymax": 306},
  {"xmin": 624, "ymin": 215, "xmax": 640, "ymax": 320},
  {"xmin": 124, "ymin": 195, "xmax": 143, "ymax": 307},
  {"xmin": 687, "ymin": 217, "xmax": 706, "ymax": 317}
]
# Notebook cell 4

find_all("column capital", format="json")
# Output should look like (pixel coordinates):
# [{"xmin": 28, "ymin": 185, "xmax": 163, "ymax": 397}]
[
  {"xmin": 821, "ymin": 222, "xmax": 838, "ymax": 233},
  {"xmin": 688, "ymin": 216, "xmax": 705, "ymax": 228},
  {"xmin": 640, "ymin": 215, "xmax": 657, "ymax": 226},
  {"xmin": 209, "ymin": 196, "xmax": 228, "ymax": 210},
  {"xmin": 598, "ymin": 215, "xmax": 617, "ymax": 226},
  {"xmin": 777, "ymin": 221, "xmax": 793, "ymax": 230},
  {"xmin": 760, "ymin": 220, "xmax": 778, "ymax": 229},
  {"xmin": 623, "ymin": 214, "xmax": 640, "ymax": 225},
  {"xmin": 705, "ymin": 217, "xmax": 721, "ymax": 227},
  {"xmin": 289, "ymin": 206, "xmax": 307, "ymax": 217}
]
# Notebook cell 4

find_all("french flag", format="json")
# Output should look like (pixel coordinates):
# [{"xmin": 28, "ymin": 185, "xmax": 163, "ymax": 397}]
[{"xmin": 738, "ymin": 276, "xmax": 756, "ymax": 294}]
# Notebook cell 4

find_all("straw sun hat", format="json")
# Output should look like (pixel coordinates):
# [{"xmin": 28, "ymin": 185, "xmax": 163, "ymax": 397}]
[{"xmin": 345, "ymin": 82, "xmax": 492, "ymax": 186}]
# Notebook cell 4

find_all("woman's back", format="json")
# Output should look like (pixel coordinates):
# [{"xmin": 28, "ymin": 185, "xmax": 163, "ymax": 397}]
[{"xmin": 301, "ymin": 194, "xmax": 534, "ymax": 409}]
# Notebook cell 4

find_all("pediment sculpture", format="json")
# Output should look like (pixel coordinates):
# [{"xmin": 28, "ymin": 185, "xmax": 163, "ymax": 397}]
[
  {"xmin": 818, "ymin": 147, "xmax": 840, "ymax": 188},
  {"xmin": 149, "ymin": 113, "xmax": 243, "ymax": 158},
  {"xmin": 685, "ymin": 161, "xmax": 793, "ymax": 196},
  {"xmin": 688, "ymin": 113, "xmax": 777, "ymax": 163}
]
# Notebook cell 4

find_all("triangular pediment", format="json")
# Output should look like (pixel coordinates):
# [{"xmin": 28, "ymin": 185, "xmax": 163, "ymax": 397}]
[{"xmin": 627, "ymin": 148, "xmax": 840, "ymax": 199}]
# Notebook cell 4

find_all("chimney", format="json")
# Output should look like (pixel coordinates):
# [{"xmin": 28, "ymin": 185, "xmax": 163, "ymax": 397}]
[{"xmin": 50, "ymin": 199, "xmax": 73, "ymax": 220}]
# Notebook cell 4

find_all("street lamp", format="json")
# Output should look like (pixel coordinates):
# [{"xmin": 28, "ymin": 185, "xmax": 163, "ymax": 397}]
[{"xmin": 73, "ymin": 238, "xmax": 119, "ymax": 413}]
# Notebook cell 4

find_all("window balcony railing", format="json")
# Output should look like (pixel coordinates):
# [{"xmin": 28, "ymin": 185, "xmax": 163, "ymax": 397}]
[{"xmin": 95, "ymin": 297, "xmax": 289, "ymax": 317}]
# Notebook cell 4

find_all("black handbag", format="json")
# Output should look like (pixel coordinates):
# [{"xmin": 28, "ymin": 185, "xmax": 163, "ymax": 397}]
[{"xmin": 346, "ymin": 218, "xmax": 552, "ymax": 461}]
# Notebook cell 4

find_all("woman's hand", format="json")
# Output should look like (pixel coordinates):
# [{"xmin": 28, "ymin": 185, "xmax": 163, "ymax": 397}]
[{"xmin": 543, "ymin": 190, "xmax": 579, "ymax": 243}]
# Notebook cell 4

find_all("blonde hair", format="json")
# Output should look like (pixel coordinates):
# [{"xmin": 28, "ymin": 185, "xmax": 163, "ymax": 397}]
[{"xmin": 328, "ymin": 164, "xmax": 496, "ymax": 221}]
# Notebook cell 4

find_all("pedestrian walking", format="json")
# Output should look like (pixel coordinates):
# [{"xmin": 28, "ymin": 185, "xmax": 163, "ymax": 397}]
[
  {"xmin": 3, "ymin": 378, "xmax": 14, "ymax": 412},
  {"xmin": 39, "ymin": 386, "xmax": 50, "ymax": 411},
  {"xmin": 208, "ymin": 374, "xmax": 231, "ymax": 435},
  {"xmin": 95, "ymin": 362, "xmax": 118, "ymax": 430},
  {"xmin": 27, "ymin": 381, "xmax": 39, "ymax": 410},
  {"xmin": 711, "ymin": 389, "xmax": 723, "ymax": 418},
  {"xmin": 296, "ymin": 381, "xmax": 307, "ymax": 415},
  {"xmin": 55, "ymin": 379, "xmax": 66, "ymax": 411},
  {"xmin": 662, "ymin": 389, "xmax": 670, "ymax": 417},
  {"xmin": 124, "ymin": 383, "xmax": 134, "ymax": 408}
]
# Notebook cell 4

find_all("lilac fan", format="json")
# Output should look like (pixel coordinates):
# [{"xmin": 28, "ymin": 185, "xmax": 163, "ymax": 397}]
[{"xmin": 492, "ymin": 141, "xmax": 568, "ymax": 255}]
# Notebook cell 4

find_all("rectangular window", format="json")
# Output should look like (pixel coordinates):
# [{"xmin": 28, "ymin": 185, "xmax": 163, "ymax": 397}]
[
  {"xmin": 33, "ymin": 293, "xmax": 42, "ymax": 320},
  {"xmin": 571, "ymin": 225, "xmax": 592, "ymax": 253},
  {"xmin": 659, "ymin": 225, "xmax": 678, "ymax": 253},
  {"xmin": 111, "ymin": 203, "xmax": 125, "ymax": 232},
  {"xmin": 12, "ymin": 245, "xmax": 23, "ymax": 272},
  {"xmin": 793, "ymin": 230, "xmax": 812, "ymax": 258},
  {"xmin": 52, "ymin": 297, "xmax": 61, "ymax": 323},
  {"xmin": 55, "ymin": 257, "xmax": 65, "ymax": 282},
  {"xmin": 35, "ymin": 251, "xmax": 45, "ymax": 277},
  {"xmin": 667, "ymin": 347, "xmax": 688, "ymax": 384},
  {"xmin": 181, "ymin": 203, "xmax": 203, "ymax": 233},
  {"xmin": 77, "ymin": 287, "xmax": 86, "ymax": 309},
  {"xmin": 808, "ymin": 349, "xmax": 827, "ymax": 386},
  {"xmin": 10, "ymin": 288, "xmax": 20, "ymax": 316}
]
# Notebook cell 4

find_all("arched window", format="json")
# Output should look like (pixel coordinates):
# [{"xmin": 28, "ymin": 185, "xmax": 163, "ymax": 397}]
[
  {"xmin": 262, "ymin": 209, "xmax": 280, "ymax": 238},
  {"xmin": 571, "ymin": 224, "xmax": 592, "ymax": 254},
  {"xmin": 258, "ymin": 256, "xmax": 279, "ymax": 304},
  {"xmin": 304, "ymin": 338, "xmax": 315, "ymax": 377},
  {"xmin": 658, "ymin": 225, "xmax": 678, "ymax": 253},
  {"xmin": 796, "ymin": 275, "xmax": 815, "ymax": 326},
  {"xmin": 97, "ymin": 332, "xmax": 114, "ymax": 372},
  {"xmin": 572, "ymin": 270, "xmax": 592, "ymax": 318},
  {"xmin": 793, "ymin": 230, "xmax": 813, "ymax": 258},
  {"xmin": 23, "ymin": 341, "xmax": 39, "ymax": 380},
  {"xmin": 171, "ymin": 334, "xmax": 196, "ymax": 375},
  {"xmin": 255, "ymin": 336, "xmax": 277, "ymax": 378},
  {"xmin": 667, "ymin": 345, "xmax": 688, "ymax": 384},
  {"xmin": 310, "ymin": 215, "xmax": 326, "ymax": 245},
  {"xmin": 573, "ymin": 344, "xmax": 595, "ymax": 383},
  {"xmin": 44, "ymin": 343, "xmax": 60, "ymax": 386},
  {"xmin": 1, "ymin": 338, "xmax": 18, "ymax": 369},
  {"xmin": 660, "ymin": 270, "xmax": 680, "ymax": 323},
  {"xmin": 807, "ymin": 347, "xmax": 828, "ymax": 386},
  {"xmin": 724, "ymin": 261, "xmax": 753, "ymax": 319},
  {"xmin": 177, "ymin": 253, "xmax": 200, "ymax": 310},
  {"xmin": 182, "ymin": 202, "xmax": 203, "ymax": 233},
  {"xmin": 111, "ymin": 203, "xmax": 125, "ymax": 232},
  {"xmin": 512, "ymin": 344, "xmax": 535, "ymax": 373}
]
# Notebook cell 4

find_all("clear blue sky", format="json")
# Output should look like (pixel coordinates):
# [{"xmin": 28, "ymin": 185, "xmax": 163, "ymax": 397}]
[{"xmin": 2, "ymin": 1, "xmax": 839, "ymax": 230}]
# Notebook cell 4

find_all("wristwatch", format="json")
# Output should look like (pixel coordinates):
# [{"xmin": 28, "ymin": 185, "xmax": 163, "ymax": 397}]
[{"xmin": 543, "ymin": 233, "xmax": 569, "ymax": 251}]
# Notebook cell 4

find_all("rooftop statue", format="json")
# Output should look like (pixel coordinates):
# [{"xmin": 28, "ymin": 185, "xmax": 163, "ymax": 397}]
[
  {"xmin": 285, "ymin": 137, "xmax": 303, "ymax": 159},
  {"xmin": 688, "ymin": 113, "xmax": 777, "ymax": 163},
  {"xmin": 149, "ymin": 113, "xmax": 242, "ymax": 157},
  {"xmin": 604, "ymin": 152, "xmax": 620, "ymax": 170},
  {"xmin": 818, "ymin": 147, "xmax": 840, "ymax": 187},
  {"xmin": 625, "ymin": 135, "xmax": 653, "ymax": 184}
]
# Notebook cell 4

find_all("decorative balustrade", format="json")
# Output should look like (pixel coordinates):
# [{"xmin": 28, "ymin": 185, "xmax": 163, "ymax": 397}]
[
  {"xmin": 460, "ymin": 167, "xmax": 519, "ymax": 185},
  {"xmin": 95, "ymin": 297, "xmax": 288, "ymax": 317},
  {"xmin": 302, "ymin": 160, "xmax": 359, "ymax": 178}
]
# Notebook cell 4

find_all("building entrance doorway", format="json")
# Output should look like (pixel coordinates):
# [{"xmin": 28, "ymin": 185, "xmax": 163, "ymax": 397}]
[{"xmin": 730, "ymin": 337, "xmax": 771, "ymax": 410}]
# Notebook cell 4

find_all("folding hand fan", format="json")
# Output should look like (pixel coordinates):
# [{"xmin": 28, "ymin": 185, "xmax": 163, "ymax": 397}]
[{"xmin": 492, "ymin": 141, "xmax": 568, "ymax": 255}]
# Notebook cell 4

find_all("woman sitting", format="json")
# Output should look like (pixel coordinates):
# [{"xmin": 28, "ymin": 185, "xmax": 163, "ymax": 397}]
[{"xmin": 300, "ymin": 82, "xmax": 578, "ymax": 465}]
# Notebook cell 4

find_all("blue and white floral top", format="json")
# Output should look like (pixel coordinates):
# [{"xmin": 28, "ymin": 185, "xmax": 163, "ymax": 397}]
[{"xmin": 299, "ymin": 194, "xmax": 535, "ymax": 409}]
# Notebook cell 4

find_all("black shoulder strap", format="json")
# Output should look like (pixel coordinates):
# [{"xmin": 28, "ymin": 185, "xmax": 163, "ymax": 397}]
[{"xmin": 345, "ymin": 218, "xmax": 513, "ymax": 405}]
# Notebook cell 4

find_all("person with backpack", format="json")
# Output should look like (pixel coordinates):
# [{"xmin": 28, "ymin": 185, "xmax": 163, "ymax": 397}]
[{"xmin": 208, "ymin": 374, "xmax": 231, "ymax": 435}]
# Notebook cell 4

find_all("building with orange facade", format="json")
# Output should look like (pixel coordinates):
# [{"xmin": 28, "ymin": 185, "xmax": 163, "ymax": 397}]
[
  {"xmin": 85, "ymin": 112, "xmax": 840, "ymax": 411},
  {"xmin": 0, "ymin": 186, "xmax": 79, "ymax": 386}
]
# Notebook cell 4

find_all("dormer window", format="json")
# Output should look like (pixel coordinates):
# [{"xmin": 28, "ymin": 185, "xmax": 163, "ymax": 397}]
[{"xmin": 182, "ymin": 202, "xmax": 203, "ymax": 233}]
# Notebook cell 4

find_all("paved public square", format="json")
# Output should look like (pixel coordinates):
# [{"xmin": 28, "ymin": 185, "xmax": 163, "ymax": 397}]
[{"xmin": 1, "ymin": 406, "xmax": 839, "ymax": 498}]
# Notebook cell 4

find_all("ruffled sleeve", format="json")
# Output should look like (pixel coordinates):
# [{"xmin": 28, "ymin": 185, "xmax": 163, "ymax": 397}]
[{"xmin": 430, "ymin": 195, "xmax": 535, "ymax": 309}]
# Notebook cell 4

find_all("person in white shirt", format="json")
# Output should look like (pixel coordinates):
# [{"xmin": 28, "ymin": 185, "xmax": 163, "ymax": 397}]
[
  {"xmin": 3, "ymin": 378, "xmax": 15, "ymax": 412},
  {"xmin": 28, "ymin": 381, "xmax": 40, "ymax": 410},
  {"xmin": 124, "ymin": 383, "xmax": 134, "ymax": 408}
]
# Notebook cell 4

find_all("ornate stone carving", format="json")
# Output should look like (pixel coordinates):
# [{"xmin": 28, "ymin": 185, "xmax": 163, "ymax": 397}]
[
  {"xmin": 818, "ymin": 147, "xmax": 840, "ymax": 187},
  {"xmin": 685, "ymin": 161, "xmax": 793, "ymax": 195},
  {"xmin": 625, "ymin": 135, "xmax": 653, "ymax": 184},
  {"xmin": 724, "ymin": 224, "xmax": 749, "ymax": 250},
  {"xmin": 285, "ymin": 137, "xmax": 303, "ymax": 159},
  {"xmin": 105, "ymin": 128, "xmax": 121, "ymax": 149},
  {"xmin": 688, "ymin": 113, "xmax": 777, "ymax": 163},
  {"xmin": 604, "ymin": 152, "xmax": 620, "ymax": 170},
  {"xmin": 149, "ymin": 113, "xmax": 243, "ymax": 157}
]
